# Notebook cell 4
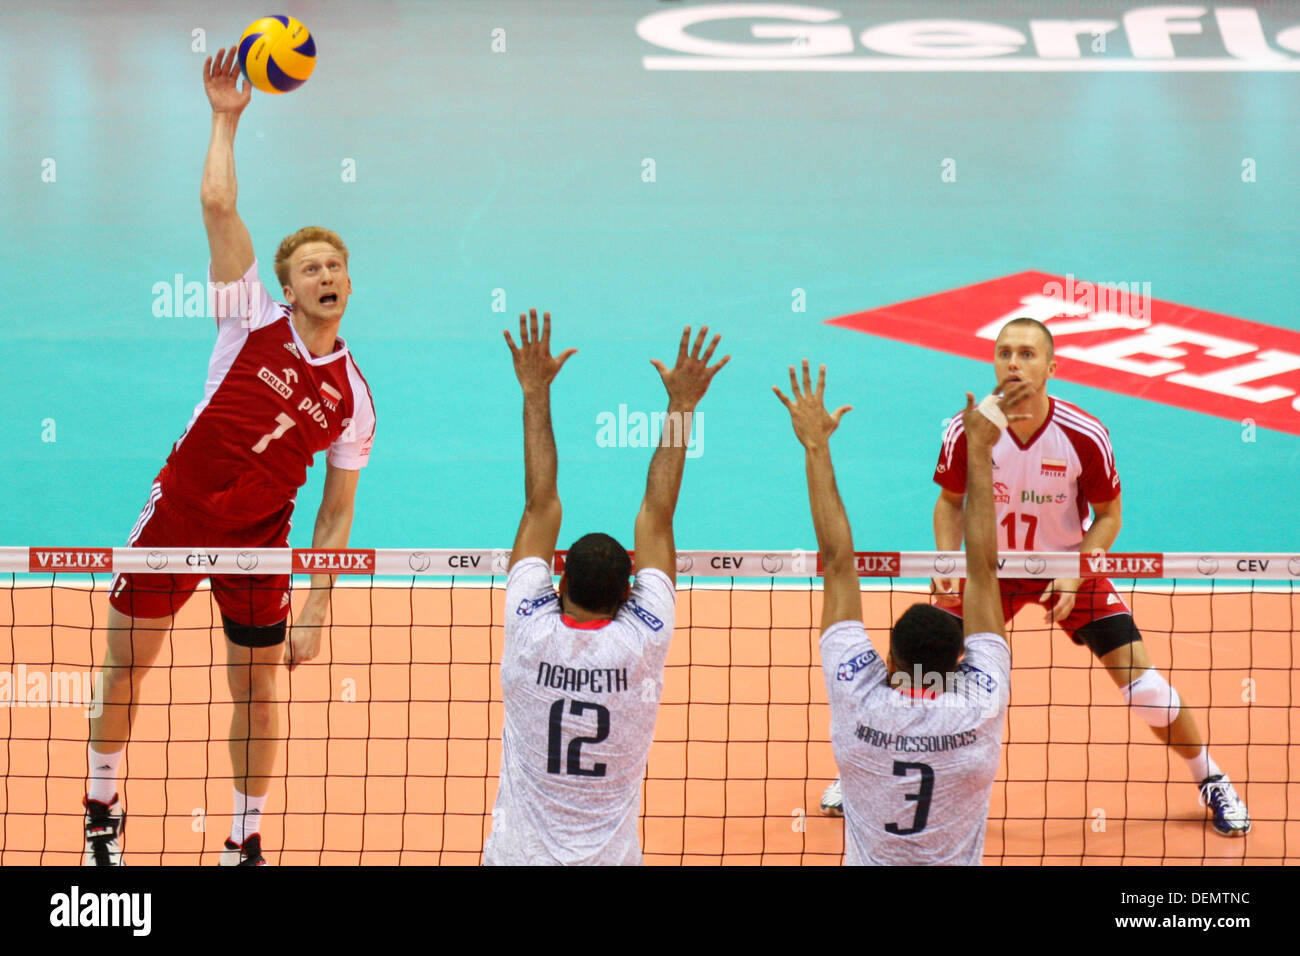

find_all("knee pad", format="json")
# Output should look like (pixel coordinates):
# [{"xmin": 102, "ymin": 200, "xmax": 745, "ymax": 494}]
[
  {"xmin": 1121, "ymin": 667, "xmax": 1181, "ymax": 727},
  {"xmin": 221, "ymin": 614, "xmax": 287, "ymax": 648}
]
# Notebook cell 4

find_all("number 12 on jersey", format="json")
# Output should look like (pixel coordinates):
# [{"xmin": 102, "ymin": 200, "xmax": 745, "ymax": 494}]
[{"xmin": 547, "ymin": 699, "xmax": 610, "ymax": 777}]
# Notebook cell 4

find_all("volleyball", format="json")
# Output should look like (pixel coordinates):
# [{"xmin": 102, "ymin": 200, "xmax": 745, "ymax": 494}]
[{"xmin": 237, "ymin": 15, "xmax": 316, "ymax": 94}]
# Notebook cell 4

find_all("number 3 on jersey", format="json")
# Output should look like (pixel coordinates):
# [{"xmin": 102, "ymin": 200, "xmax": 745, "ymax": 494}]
[
  {"xmin": 547, "ymin": 699, "xmax": 610, "ymax": 777},
  {"xmin": 885, "ymin": 761, "xmax": 934, "ymax": 836}
]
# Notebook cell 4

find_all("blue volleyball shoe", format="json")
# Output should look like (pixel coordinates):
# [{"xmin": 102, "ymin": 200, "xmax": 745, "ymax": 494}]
[{"xmin": 1199, "ymin": 775, "xmax": 1250, "ymax": 837}]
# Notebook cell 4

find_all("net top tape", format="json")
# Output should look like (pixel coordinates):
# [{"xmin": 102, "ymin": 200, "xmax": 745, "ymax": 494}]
[{"xmin": 3, "ymin": 548, "xmax": 1299, "ymax": 580}]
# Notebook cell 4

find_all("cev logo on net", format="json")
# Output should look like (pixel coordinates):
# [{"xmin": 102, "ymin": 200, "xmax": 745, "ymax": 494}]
[{"xmin": 637, "ymin": 4, "xmax": 1300, "ymax": 71}]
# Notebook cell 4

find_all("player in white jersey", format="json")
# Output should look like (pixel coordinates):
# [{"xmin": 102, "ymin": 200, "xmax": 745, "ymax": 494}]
[
  {"xmin": 777, "ymin": 361, "xmax": 1028, "ymax": 864},
  {"xmin": 483, "ymin": 312, "xmax": 728, "ymax": 865},
  {"xmin": 923, "ymin": 318, "xmax": 1247, "ymax": 837}
]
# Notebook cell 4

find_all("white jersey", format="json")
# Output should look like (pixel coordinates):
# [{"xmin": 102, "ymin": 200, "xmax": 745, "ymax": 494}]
[
  {"xmin": 934, "ymin": 397, "xmax": 1120, "ymax": 552},
  {"xmin": 821, "ymin": 621, "xmax": 1010, "ymax": 866},
  {"xmin": 483, "ymin": 557, "xmax": 676, "ymax": 866}
]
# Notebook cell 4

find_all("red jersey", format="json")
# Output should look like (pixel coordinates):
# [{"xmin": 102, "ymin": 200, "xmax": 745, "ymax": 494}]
[
  {"xmin": 158, "ymin": 261, "xmax": 376, "ymax": 526},
  {"xmin": 934, "ymin": 396, "xmax": 1119, "ymax": 552}
]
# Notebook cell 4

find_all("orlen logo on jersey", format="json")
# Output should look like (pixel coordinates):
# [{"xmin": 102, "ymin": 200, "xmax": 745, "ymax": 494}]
[
  {"xmin": 638, "ymin": 5, "xmax": 1300, "ymax": 72},
  {"xmin": 257, "ymin": 367, "xmax": 293, "ymax": 400},
  {"xmin": 829, "ymin": 271, "xmax": 1300, "ymax": 437},
  {"xmin": 993, "ymin": 482, "xmax": 1010, "ymax": 505},
  {"xmin": 1079, "ymin": 552, "xmax": 1164, "ymax": 578},
  {"xmin": 292, "ymin": 549, "xmax": 375, "ymax": 574},
  {"xmin": 29, "ymin": 548, "xmax": 112, "ymax": 572}
]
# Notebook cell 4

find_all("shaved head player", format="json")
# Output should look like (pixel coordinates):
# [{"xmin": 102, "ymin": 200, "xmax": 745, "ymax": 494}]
[
  {"xmin": 777, "ymin": 361, "xmax": 1029, "ymax": 864},
  {"xmin": 483, "ymin": 313, "xmax": 727, "ymax": 865},
  {"xmin": 83, "ymin": 49, "xmax": 377, "ymax": 866}
]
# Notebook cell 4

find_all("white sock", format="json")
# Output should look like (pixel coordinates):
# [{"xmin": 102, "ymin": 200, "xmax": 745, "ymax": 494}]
[
  {"xmin": 230, "ymin": 788, "xmax": 268, "ymax": 845},
  {"xmin": 87, "ymin": 746, "xmax": 123, "ymax": 804},
  {"xmin": 1185, "ymin": 747, "xmax": 1221, "ymax": 784}
]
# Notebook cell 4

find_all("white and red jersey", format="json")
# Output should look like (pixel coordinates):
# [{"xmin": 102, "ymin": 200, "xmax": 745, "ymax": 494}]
[
  {"xmin": 822, "ymin": 622, "xmax": 1010, "ymax": 866},
  {"xmin": 934, "ymin": 397, "xmax": 1119, "ymax": 552},
  {"xmin": 483, "ymin": 558, "xmax": 677, "ymax": 866},
  {"xmin": 158, "ymin": 261, "xmax": 376, "ymax": 526}
]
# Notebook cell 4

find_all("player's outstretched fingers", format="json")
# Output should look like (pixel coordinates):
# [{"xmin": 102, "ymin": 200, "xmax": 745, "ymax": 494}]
[
  {"xmin": 691, "ymin": 326, "xmax": 710, "ymax": 360},
  {"xmin": 801, "ymin": 358, "xmax": 813, "ymax": 395},
  {"xmin": 675, "ymin": 327, "xmax": 691, "ymax": 363},
  {"xmin": 701, "ymin": 332, "xmax": 722, "ymax": 366}
]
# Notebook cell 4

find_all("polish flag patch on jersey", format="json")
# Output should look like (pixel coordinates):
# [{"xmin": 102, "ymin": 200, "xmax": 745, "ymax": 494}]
[
  {"xmin": 827, "ymin": 271, "xmax": 1300, "ymax": 436},
  {"xmin": 1040, "ymin": 458, "xmax": 1067, "ymax": 477}
]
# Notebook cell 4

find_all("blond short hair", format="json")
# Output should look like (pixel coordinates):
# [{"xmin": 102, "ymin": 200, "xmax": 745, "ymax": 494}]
[{"xmin": 274, "ymin": 227, "xmax": 349, "ymax": 288}]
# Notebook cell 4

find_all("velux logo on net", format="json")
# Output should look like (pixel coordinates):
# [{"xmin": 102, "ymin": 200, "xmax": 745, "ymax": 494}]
[
  {"xmin": 638, "ymin": 4, "xmax": 1300, "ymax": 71},
  {"xmin": 829, "ymin": 272, "xmax": 1300, "ymax": 436}
]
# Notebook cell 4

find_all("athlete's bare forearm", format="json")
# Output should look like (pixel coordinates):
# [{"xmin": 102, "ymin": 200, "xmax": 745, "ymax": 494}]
[
  {"xmin": 934, "ymin": 492, "xmax": 964, "ymax": 551},
  {"xmin": 640, "ymin": 400, "xmax": 693, "ymax": 523},
  {"xmin": 522, "ymin": 387, "xmax": 560, "ymax": 508},
  {"xmin": 804, "ymin": 444, "xmax": 853, "ymax": 568},
  {"xmin": 1080, "ymin": 512, "xmax": 1121, "ymax": 554},
  {"xmin": 303, "ymin": 503, "xmax": 354, "ymax": 602},
  {"xmin": 200, "ymin": 113, "xmax": 241, "ymax": 211}
]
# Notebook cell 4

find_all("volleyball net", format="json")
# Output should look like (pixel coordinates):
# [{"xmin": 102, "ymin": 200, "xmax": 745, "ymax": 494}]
[{"xmin": 0, "ymin": 547, "xmax": 1295, "ymax": 865}]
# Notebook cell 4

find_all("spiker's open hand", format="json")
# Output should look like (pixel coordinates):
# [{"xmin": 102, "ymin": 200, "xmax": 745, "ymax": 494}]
[{"xmin": 204, "ymin": 47, "xmax": 252, "ymax": 116}]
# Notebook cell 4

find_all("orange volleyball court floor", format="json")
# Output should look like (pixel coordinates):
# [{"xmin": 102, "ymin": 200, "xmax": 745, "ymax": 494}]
[{"xmin": 1, "ymin": 581, "xmax": 1295, "ymax": 865}]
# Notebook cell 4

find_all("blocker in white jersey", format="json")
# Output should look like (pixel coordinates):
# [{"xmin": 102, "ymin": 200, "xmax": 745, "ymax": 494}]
[
  {"xmin": 776, "ymin": 361, "xmax": 1029, "ymax": 865},
  {"xmin": 822, "ymin": 622, "xmax": 1009, "ymax": 866},
  {"xmin": 483, "ymin": 558, "xmax": 675, "ymax": 866},
  {"xmin": 490, "ymin": 313, "xmax": 728, "ymax": 865}
]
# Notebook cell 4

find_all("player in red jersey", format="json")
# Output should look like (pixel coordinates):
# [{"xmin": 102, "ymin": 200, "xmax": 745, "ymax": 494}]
[
  {"xmin": 82, "ymin": 48, "xmax": 377, "ymax": 866},
  {"xmin": 824, "ymin": 318, "xmax": 1249, "ymax": 837}
]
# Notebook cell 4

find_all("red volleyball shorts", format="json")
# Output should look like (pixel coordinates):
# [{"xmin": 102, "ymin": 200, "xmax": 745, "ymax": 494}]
[
  {"xmin": 938, "ymin": 576, "xmax": 1131, "ymax": 644},
  {"xmin": 108, "ymin": 483, "xmax": 292, "ymax": 627}
]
